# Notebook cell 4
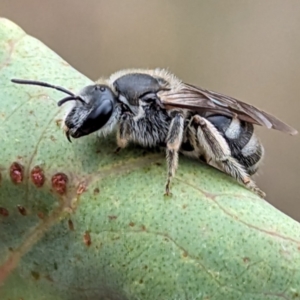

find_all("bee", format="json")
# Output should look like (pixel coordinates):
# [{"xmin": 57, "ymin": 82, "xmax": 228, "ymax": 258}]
[{"xmin": 11, "ymin": 69, "xmax": 297, "ymax": 198}]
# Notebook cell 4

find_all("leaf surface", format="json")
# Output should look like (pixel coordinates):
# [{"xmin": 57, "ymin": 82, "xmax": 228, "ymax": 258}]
[{"xmin": 0, "ymin": 18, "xmax": 300, "ymax": 300}]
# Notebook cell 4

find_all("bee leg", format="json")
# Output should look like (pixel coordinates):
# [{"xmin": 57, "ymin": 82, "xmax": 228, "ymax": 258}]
[
  {"xmin": 116, "ymin": 121, "xmax": 131, "ymax": 153},
  {"xmin": 165, "ymin": 113, "xmax": 184, "ymax": 196},
  {"xmin": 190, "ymin": 115, "xmax": 266, "ymax": 198}
]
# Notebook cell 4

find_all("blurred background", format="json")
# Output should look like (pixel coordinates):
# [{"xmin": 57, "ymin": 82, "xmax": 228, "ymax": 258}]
[{"xmin": 1, "ymin": 0, "xmax": 299, "ymax": 220}]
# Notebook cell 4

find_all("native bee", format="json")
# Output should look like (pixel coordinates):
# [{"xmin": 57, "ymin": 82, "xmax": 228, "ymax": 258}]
[{"xmin": 11, "ymin": 69, "xmax": 297, "ymax": 198}]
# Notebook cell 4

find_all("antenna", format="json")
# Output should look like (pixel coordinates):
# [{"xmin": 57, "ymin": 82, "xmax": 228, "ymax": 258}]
[{"xmin": 11, "ymin": 79, "xmax": 86, "ymax": 105}]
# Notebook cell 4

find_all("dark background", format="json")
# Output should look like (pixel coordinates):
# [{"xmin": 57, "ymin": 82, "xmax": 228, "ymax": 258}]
[{"xmin": 1, "ymin": 0, "xmax": 299, "ymax": 220}]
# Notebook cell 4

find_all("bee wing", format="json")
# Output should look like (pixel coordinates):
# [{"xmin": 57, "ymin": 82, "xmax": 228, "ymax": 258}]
[{"xmin": 158, "ymin": 83, "xmax": 298, "ymax": 135}]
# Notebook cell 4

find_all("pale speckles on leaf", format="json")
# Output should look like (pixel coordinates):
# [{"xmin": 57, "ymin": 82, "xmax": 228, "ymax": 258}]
[{"xmin": 76, "ymin": 182, "xmax": 87, "ymax": 195}]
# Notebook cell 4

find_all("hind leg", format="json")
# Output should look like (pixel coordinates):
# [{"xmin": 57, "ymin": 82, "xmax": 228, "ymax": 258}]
[{"xmin": 188, "ymin": 115, "xmax": 265, "ymax": 198}]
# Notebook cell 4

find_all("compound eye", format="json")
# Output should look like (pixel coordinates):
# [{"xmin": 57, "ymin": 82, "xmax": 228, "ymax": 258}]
[{"xmin": 77, "ymin": 99, "xmax": 114, "ymax": 136}]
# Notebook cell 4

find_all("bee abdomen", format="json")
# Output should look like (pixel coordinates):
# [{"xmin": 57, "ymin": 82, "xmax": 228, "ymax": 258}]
[
  {"xmin": 207, "ymin": 115, "xmax": 264, "ymax": 175},
  {"xmin": 233, "ymin": 134, "xmax": 264, "ymax": 175}
]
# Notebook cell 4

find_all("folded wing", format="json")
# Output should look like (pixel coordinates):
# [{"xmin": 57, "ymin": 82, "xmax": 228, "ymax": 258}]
[{"xmin": 158, "ymin": 83, "xmax": 297, "ymax": 135}]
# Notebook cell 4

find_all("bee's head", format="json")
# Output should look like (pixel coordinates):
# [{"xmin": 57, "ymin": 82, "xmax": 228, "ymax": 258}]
[
  {"xmin": 11, "ymin": 79, "xmax": 117, "ymax": 142},
  {"xmin": 62, "ymin": 85, "xmax": 117, "ymax": 141}
]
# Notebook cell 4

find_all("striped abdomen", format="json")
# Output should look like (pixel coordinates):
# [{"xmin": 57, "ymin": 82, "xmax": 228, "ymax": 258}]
[{"xmin": 206, "ymin": 115, "xmax": 264, "ymax": 175}]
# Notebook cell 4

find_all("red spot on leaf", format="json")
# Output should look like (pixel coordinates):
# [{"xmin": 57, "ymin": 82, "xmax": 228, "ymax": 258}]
[
  {"xmin": 31, "ymin": 166, "xmax": 45, "ymax": 187},
  {"xmin": 37, "ymin": 211, "xmax": 45, "ymax": 219},
  {"xmin": 243, "ymin": 257, "xmax": 250, "ymax": 263},
  {"xmin": 17, "ymin": 205, "xmax": 27, "ymax": 216},
  {"xmin": 10, "ymin": 162, "xmax": 24, "ymax": 184},
  {"xmin": 50, "ymin": 135, "xmax": 56, "ymax": 142},
  {"xmin": 31, "ymin": 270, "xmax": 40, "ymax": 280},
  {"xmin": 68, "ymin": 219, "xmax": 74, "ymax": 231},
  {"xmin": 51, "ymin": 173, "xmax": 68, "ymax": 195},
  {"xmin": 83, "ymin": 231, "xmax": 91, "ymax": 246},
  {"xmin": 108, "ymin": 215, "xmax": 117, "ymax": 220},
  {"xmin": 44, "ymin": 275, "xmax": 54, "ymax": 282},
  {"xmin": 93, "ymin": 187, "xmax": 100, "ymax": 195},
  {"xmin": 0, "ymin": 207, "xmax": 9, "ymax": 217},
  {"xmin": 55, "ymin": 119, "xmax": 62, "ymax": 127},
  {"xmin": 129, "ymin": 222, "xmax": 135, "ymax": 227}
]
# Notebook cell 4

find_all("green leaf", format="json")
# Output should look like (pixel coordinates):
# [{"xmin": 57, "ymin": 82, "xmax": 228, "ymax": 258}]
[{"xmin": 0, "ymin": 18, "xmax": 300, "ymax": 300}]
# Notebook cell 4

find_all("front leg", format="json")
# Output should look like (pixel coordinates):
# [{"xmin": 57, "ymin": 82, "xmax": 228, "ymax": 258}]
[
  {"xmin": 115, "ymin": 112, "xmax": 131, "ymax": 153},
  {"xmin": 115, "ymin": 120, "xmax": 131, "ymax": 153},
  {"xmin": 165, "ymin": 113, "xmax": 184, "ymax": 196}
]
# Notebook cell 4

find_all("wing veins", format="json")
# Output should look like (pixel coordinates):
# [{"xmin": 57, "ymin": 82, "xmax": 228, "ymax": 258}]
[{"xmin": 159, "ymin": 83, "xmax": 297, "ymax": 135}]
